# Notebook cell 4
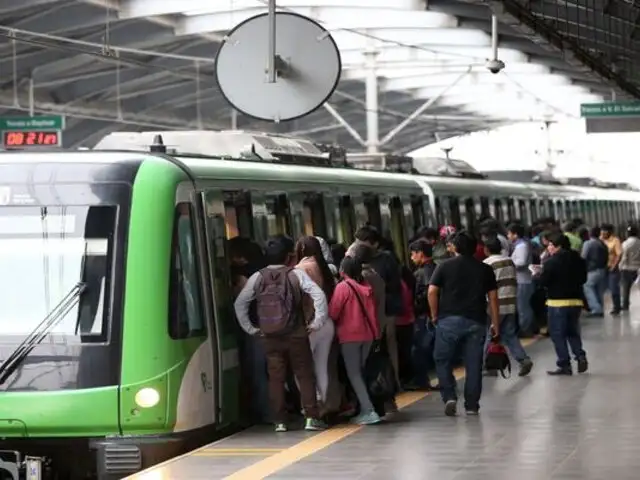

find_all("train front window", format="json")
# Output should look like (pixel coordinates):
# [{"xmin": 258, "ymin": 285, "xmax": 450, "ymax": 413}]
[{"xmin": 0, "ymin": 205, "xmax": 114, "ymax": 340}]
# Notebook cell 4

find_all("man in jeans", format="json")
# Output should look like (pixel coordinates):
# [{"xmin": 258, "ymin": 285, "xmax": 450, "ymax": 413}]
[
  {"xmin": 483, "ymin": 236, "xmax": 533, "ymax": 377},
  {"xmin": 537, "ymin": 232, "xmax": 588, "ymax": 376},
  {"xmin": 507, "ymin": 223, "xmax": 535, "ymax": 337},
  {"xmin": 581, "ymin": 226, "xmax": 608, "ymax": 317},
  {"xmin": 428, "ymin": 231, "xmax": 500, "ymax": 417},
  {"xmin": 234, "ymin": 235, "xmax": 328, "ymax": 432}
]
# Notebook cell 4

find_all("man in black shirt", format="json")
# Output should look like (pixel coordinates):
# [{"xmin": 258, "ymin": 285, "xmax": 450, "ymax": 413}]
[{"xmin": 428, "ymin": 231, "xmax": 500, "ymax": 416}]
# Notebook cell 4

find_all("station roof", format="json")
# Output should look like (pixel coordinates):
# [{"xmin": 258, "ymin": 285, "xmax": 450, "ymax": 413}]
[{"xmin": 0, "ymin": 0, "xmax": 628, "ymax": 154}]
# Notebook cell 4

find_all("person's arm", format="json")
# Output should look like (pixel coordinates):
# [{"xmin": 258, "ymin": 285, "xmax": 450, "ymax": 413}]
[
  {"xmin": 427, "ymin": 263, "xmax": 444, "ymax": 323},
  {"xmin": 293, "ymin": 269, "xmax": 328, "ymax": 331},
  {"xmin": 484, "ymin": 265, "xmax": 500, "ymax": 336},
  {"xmin": 511, "ymin": 242, "xmax": 528, "ymax": 268},
  {"xmin": 620, "ymin": 239, "xmax": 629, "ymax": 270},
  {"xmin": 581, "ymin": 240, "xmax": 590, "ymax": 260},
  {"xmin": 538, "ymin": 256, "xmax": 555, "ymax": 287},
  {"xmin": 328, "ymin": 283, "xmax": 347, "ymax": 323},
  {"xmin": 612, "ymin": 238, "xmax": 622, "ymax": 269},
  {"xmin": 487, "ymin": 289, "xmax": 500, "ymax": 336},
  {"xmin": 233, "ymin": 272, "xmax": 261, "ymax": 335},
  {"xmin": 427, "ymin": 285, "xmax": 439, "ymax": 323}
]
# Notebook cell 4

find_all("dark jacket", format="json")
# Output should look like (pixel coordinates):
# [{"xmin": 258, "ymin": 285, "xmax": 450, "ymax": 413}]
[
  {"xmin": 539, "ymin": 249, "xmax": 587, "ymax": 302},
  {"xmin": 369, "ymin": 250, "xmax": 404, "ymax": 316},
  {"xmin": 414, "ymin": 263, "xmax": 436, "ymax": 317}
]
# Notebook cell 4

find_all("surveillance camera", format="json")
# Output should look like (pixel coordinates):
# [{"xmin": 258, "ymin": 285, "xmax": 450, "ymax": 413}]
[{"xmin": 485, "ymin": 58, "xmax": 505, "ymax": 74}]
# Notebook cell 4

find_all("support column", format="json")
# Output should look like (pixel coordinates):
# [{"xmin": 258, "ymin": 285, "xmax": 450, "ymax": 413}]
[{"xmin": 364, "ymin": 47, "xmax": 379, "ymax": 154}]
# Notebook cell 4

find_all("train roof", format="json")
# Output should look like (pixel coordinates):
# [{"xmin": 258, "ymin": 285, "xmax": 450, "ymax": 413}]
[{"xmin": 1, "ymin": 148, "xmax": 639, "ymax": 203}]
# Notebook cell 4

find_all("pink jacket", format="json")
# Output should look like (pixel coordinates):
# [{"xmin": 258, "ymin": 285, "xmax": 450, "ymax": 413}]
[{"xmin": 329, "ymin": 277, "xmax": 379, "ymax": 343}]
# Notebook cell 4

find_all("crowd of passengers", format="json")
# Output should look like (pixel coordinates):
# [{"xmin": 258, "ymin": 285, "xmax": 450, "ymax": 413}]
[{"xmin": 230, "ymin": 215, "xmax": 640, "ymax": 430}]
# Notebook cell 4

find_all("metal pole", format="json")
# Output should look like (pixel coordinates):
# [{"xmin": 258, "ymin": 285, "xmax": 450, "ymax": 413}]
[
  {"xmin": 231, "ymin": 109, "xmax": 238, "ymax": 130},
  {"xmin": 491, "ymin": 15, "xmax": 498, "ymax": 60},
  {"xmin": 267, "ymin": 0, "xmax": 276, "ymax": 83},
  {"xmin": 323, "ymin": 103, "xmax": 367, "ymax": 146},
  {"xmin": 364, "ymin": 49, "xmax": 379, "ymax": 154},
  {"xmin": 380, "ymin": 66, "xmax": 472, "ymax": 145}
]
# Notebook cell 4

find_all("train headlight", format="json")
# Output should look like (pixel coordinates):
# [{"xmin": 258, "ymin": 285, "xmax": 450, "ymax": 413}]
[{"xmin": 134, "ymin": 388, "xmax": 160, "ymax": 408}]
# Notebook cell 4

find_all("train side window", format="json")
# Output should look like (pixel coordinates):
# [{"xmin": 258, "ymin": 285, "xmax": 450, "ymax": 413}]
[
  {"xmin": 464, "ymin": 198, "xmax": 477, "ymax": 234},
  {"xmin": 410, "ymin": 195, "xmax": 425, "ymax": 231},
  {"xmin": 494, "ymin": 199, "xmax": 504, "ymax": 223},
  {"xmin": 265, "ymin": 193, "xmax": 291, "ymax": 237},
  {"xmin": 528, "ymin": 199, "xmax": 538, "ymax": 222},
  {"xmin": 338, "ymin": 196, "xmax": 355, "ymax": 244},
  {"xmin": 518, "ymin": 199, "xmax": 528, "ymax": 224},
  {"xmin": 449, "ymin": 196, "xmax": 461, "ymax": 229},
  {"xmin": 435, "ymin": 197, "xmax": 444, "ymax": 226},
  {"xmin": 506, "ymin": 198, "xmax": 516, "ymax": 221},
  {"xmin": 480, "ymin": 197, "xmax": 491, "ymax": 219},
  {"xmin": 223, "ymin": 191, "xmax": 253, "ymax": 239},
  {"xmin": 169, "ymin": 202, "xmax": 206, "ymax": 339},
  {"xmin": 304, "ymin": 193, "xmax": 328, "ymax": 238},
  {"xmin": 364, "ymin": 194, "xmax": 382, "ymax": 230},
  {"xmin": 389, "ymin": 197, "xmax": 408, "ymax": 263}
]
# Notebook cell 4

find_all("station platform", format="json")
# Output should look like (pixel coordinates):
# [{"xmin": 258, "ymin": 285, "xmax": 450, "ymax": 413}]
[{"xmin": 130, "ymin": 298, "xmax": 640, "ymax": 480}]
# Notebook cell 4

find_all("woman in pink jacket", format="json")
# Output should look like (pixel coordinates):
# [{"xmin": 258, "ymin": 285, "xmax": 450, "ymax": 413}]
[{"xmin": 329, "ymin": 257, "xmax": 381, "ymax": 425}]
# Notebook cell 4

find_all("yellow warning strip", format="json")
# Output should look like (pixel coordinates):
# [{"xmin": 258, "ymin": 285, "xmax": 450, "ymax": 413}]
[{"xmin": 224, "ymin": 336, "xmax": 538, "ymax": 480}]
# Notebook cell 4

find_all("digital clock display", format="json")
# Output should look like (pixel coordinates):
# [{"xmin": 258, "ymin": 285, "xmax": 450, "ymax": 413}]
[{"xmin": 2, "ymin": 130, "xmax": 61, "ymax": 148}]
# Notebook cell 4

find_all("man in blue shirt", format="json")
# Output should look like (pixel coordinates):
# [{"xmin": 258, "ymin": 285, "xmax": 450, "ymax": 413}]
[
  {"xmin": 581, "ymin": 226, "xmax": 608, "ymax": 317},
  {"xmin": 507, "ymin": 223, "xmax": 535, "ymax": 337}
]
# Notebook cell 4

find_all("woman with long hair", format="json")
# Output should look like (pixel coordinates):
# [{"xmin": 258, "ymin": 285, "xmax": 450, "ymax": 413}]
[{"xmin": 295, "ymin": 236, "xmax": 336, "ymax": 407}]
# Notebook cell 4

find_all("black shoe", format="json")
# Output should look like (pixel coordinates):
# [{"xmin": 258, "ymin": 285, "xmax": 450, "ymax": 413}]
[
  {"xmin": 518, "ymin": 358, "xmax": 533, "ymax": 377},
  {"xmin": 465, "ymin": 409, "xmax": 479, "ymax": 416},
  {"xmin": 577, "ymin": 356, "xmax": 588, "ymax": 374},
  {"xmin": 483, "ymin": 369, "xmax": 498, "ymax": 377},
  {"xmin": 547, "ymin": 367, "xmax": 572, "ymax": 376},
  {"xmin": 586, "ymin": 312, "xmax": 604, "ymax": 318},
  {"xmin": 610, "ymin": 309, "xmax": 621, "ymax": 316},
  {"xmin": 444, "ymin": 400, "xmax": 457, "ymax": 416}
]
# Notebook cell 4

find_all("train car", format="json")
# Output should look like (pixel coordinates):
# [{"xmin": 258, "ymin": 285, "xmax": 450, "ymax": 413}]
[{"xmin": 1, "ymin": 130, "xmax": 639, "ymax": 480}]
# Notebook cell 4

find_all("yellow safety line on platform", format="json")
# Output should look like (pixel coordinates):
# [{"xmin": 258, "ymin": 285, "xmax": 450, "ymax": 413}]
[{"xmin": 224, "ymin": 336, "xmax": 538, "ymax": 480}]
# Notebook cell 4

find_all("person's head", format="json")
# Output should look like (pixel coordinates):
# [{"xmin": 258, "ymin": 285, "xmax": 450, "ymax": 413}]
[
  {"xmin": 601, "ymin": 223, "xmax": 614, "ymax": 240},
  {"xmin": 353, "ymin": 243, "xmax": 374, "ymax": 265},
  {"xmin": 416, "ymin": 226, "xmax": 438, "ymax": 245},
  {"xmin": 409, "ymin": 239, "xmax": 433, "ymax": 266},
  {"xmin": 264, "ymin": 235, "xmax": 295, "ymax": 266},
  {"xmin": 295, "ymin": 235, "xmax": 336, "ymax": 299},
  {"xmin": 546, "ymin": 231, "xmax": 570, "ymax": 255},
  {"xmin": 450, "ymin": 230, "xmax": 477, "ymax": 257},
  {"xmin": 507, "ymin": 223, "xmax": 524, "ymax": 242},
  {"xmin": 330, "ymin": 242, "xmax": 346, "ymax": 267},
  {"xmin": 355, "ymin": 225, "xmax": 380, "ymax": 249},
  {"xmin": 628, "ymin": 225, "xmax": 639, "ymax": 238},
  {"xmin": 483, "ymin": 235, "xmax": 503, "ymax": 257},
  {"xmin": 590, "ymin": 226, "xmax": 601, "ymax": 239},
  {"xmin": 340, "ymin": 256, "xmax": 364, "ymax": 283},
  {"xmin": 228, "ymin": 236, "xmax": 251, "ymax": 266},
  {"xmin": 563, "ymin": 220, "xmax": 577, "ymax": 234},
  {"xmin": 439, "ymin": 225, "xmax": 456, "ymax": 241}
]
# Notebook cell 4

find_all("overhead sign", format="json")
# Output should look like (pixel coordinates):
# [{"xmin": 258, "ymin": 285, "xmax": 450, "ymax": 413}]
[
  {"xmin": 581, "ymin": 102, "xmax": 640, "ymax": 133},
  {"xmin": 0, "ymin": 116, "xmax": 64, "ymax": 149},
  {"xmin": 581, "ymin": 102, "xmax": 640, "ymax": 118},
  {"xmin": 0, "ymin": 116, "xmax": 64, "ymax": 131}
]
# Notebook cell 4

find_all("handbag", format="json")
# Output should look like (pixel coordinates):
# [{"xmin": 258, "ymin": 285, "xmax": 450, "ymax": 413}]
[
  {"xmin": 484, "ymin": 338, "xmax": 511, "ymax": 378},
  {"xmin": 344, "ymin": 281, "xmax": 397, "ymax": 402}
]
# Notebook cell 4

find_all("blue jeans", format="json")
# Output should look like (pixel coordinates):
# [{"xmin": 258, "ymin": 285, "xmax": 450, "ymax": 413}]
[
  {"xmin": 483, "ymin": 313, "xmax": 529, "ymax": 364},
  {"xmin": 412, "ymin": 316, "xmax": 436, "ymax": 386},
  {"xmin": 607, "ymin": 269, "xmax": 621, "ymax": 311},
  {"xmin": 433, "ymin": 316, "xmax": 486, "ymax": 411},
  {"xmin": 547, "ymin": 306, "xmax": 586, "ymax": 369},
  {"xmin": 583, "ymin": 269, "xmax": 606, "ymax": 314},
  {"xmin": 516, "ymin": 282, "xmax": 536, "ymax": 335}
]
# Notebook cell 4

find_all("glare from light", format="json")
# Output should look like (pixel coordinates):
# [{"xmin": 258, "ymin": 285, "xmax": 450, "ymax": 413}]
[{"xmin": 135, "ymin": 388, "xmax": 160, "ymax": 408}]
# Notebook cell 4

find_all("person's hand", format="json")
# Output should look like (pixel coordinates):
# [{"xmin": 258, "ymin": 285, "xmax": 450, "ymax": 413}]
[{"xmin": 489, "ymin": 323, "xmax": 500, "ymax": 339}]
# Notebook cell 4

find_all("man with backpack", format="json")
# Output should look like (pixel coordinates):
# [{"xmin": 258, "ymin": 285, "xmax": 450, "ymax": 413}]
[{"xmin": 234, "ymin": 235, "xmax": 329, "ymax": 433}]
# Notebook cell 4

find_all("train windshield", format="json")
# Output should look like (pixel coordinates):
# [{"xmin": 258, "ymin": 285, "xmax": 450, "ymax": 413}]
[{"xmin": 0, "ymin": 205, "xmax": 115, "ymax": 339}]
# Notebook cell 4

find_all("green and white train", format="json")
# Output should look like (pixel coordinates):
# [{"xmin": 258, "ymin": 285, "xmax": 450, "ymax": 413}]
[{"xmin": 0, "ymin": 130, "xmax": 638, "ymax": 480}]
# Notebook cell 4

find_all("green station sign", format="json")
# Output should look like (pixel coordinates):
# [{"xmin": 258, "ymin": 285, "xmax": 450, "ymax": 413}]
[
  {"xmin": 580, "ymin": 102, "xmax": 640, "ymax": 118},
  {"xmin": 0, "ymin": 115, "xmax": 65, "ymax": 131}
]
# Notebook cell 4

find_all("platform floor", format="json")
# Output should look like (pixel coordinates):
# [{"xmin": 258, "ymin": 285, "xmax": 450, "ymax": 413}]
[{"xmin": 132, "ymin": 297, "xmax": 640, "ymax": 480}]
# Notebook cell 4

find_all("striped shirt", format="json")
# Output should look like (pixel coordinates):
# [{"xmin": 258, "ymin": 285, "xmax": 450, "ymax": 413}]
[{"xmin": 483, "ymin": 254, "xmax": 517, "ymax": 315}]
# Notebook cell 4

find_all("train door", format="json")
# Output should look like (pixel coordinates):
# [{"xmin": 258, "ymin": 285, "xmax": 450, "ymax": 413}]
[{"xmin": 200, "ymin": 190, "xmax": 241, "ymax": 426}]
